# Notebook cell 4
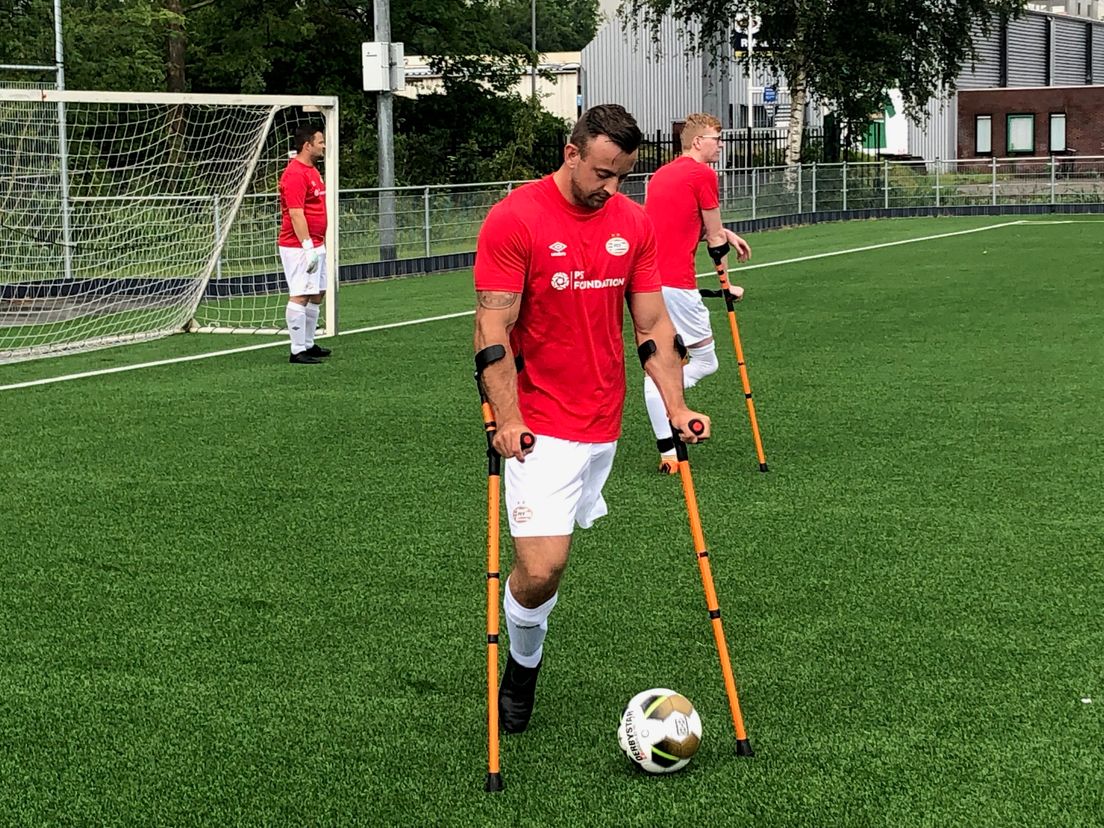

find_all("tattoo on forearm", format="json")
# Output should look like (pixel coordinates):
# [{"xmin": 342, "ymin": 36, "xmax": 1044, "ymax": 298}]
[{"xmin": 477, "ymin": 291, "xmax": 519, "ymax": 310}]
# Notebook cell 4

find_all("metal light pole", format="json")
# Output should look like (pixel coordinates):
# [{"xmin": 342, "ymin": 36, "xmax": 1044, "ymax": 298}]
[
  {"xmin": 0, "ymin": 0, "xmax": 73, "ymax": 277},
  {"xmin": 746, "ymin": 2, "xmax": 755, "ymax": 168},
  {"xmin": 374, "ymin": 0, "xmax": 396, "ymax": 260},
  {"xmin": 530, "ymin": 0, "xmax": 537, "ymax": 99},
  {"xmin": 54, "ymin": 0, "xmax": 73, "ymax": 280}
]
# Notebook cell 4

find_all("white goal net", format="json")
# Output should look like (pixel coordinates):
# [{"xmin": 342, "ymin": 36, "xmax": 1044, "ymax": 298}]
[{"xmin": 0, "ymin": 90, "xmax": 338, "ymax": 364}]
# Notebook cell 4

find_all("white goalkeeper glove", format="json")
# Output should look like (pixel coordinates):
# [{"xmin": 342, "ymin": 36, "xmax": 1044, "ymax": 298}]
[{"xmin": 301, "ymin": 238, "xmax": 320, "ymax": 274}]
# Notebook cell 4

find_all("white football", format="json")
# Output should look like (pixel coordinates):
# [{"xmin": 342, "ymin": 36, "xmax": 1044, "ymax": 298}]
[{"xmin": 618, "ymin": 688, "xmax": 702, "ymax": 774}]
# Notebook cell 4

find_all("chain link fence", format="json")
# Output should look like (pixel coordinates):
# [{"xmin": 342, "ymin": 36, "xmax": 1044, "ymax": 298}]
[{"xmin": 328, "ymin": 157, "xmax": 1104, "ymax": 265}]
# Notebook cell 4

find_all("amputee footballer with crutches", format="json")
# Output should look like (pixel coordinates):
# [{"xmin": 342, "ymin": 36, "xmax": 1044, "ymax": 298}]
[{"xmin": 471, "ymin": 104, "xmax": 715, "ymax": 790}]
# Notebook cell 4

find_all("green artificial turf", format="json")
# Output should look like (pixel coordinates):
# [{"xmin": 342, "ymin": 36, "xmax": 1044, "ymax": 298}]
[{"xmin": 1, "ymin": 216, "xmax": 1101, "ymax": 825}]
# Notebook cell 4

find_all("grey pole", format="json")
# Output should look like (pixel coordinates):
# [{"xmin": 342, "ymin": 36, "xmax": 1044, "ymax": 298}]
[
  {"xmin": 375, "ymin": 0, "xmax": 397, "ymax": 260},
  {"xmin": 531, "ymin": 0, "xmax": 537, "ymax": 99},
  {"xmin": 701, "ymin": 31, "xmax": 724, "ymax": 123},
  {"xmin": 746, "ymin": 2, "xmax": 754, "ymax": 167},
  {"xmin": 213, "ymin": 196, "xmax": 223, "ymax": 280},
  {"xmin": 718, "ymin": 25, "xmax": 731, "ymax": 130},
  {"xmin": 54, "ymin": 0, "xmax": 73, "ymax": 280}
]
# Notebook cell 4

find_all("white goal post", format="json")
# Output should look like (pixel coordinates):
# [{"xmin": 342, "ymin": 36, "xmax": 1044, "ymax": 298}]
[{"xmin": 0, "ymin": 89, "xmax": 339, "ymax": 364}]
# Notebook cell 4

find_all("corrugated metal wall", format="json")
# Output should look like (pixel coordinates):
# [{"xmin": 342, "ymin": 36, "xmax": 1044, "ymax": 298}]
[
  {"xmin": 1053, "ymin": 19, "xmax": 1087, "ymax": 85},
  {"xmin": 1095, "ymin": 24, "xmax": 1104, "ymax": 82},
  {"xmin": 907, "ymin": 92, "xmax": 958, "ymax": 162},
  {"xmin": 958, "ymin": 19, "xmax": 1002, "ymax": 89},
  {"xmin": 581, "ymin": 15, "xmax": 703, "ymax": 133},
  {"xmin": 581, "ymin": 9, "xmax": 1100, "ymax": 157},
  {"xmin": 582, "ymin": 14, "xmax": 824, "ymax": 134},
  {"xmin": 1007, "ymin": 15, "xmax": 1047, "ymax": 87}
]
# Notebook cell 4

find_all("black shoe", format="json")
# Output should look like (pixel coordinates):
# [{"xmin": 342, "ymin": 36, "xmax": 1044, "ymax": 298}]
[
  {"xmin": 289, "ymin": 351, "xmax": 323, "ymax": 364},
  {"xmin": 499, "ymin": 654, "xmax": 542, "ymax": 733},
  {"xmin": 305, "ymin": 343, "xmax": 332, "ymax": 358}
]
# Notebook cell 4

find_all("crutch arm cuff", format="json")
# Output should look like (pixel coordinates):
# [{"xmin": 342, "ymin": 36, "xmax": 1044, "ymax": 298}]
[
  {"xmin": 475, "ymin": 344, "xmax": 506, "ymax": 374},
  {"xmin": 638, "ymin": 335, "xmax": 687, "ymax": 369},
  {"xmin": 674, "ymin": 334, "xmax": 688, "ymax": 362},
  {"xmin": 707, "ymin": 241, "xmax": 730, "ymax": 264}
]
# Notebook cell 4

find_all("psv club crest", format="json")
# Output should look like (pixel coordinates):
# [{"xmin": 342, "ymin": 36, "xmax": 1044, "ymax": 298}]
[{"xmin": 605, "ymin": 235, "xmax": 629, "ymax": 256}]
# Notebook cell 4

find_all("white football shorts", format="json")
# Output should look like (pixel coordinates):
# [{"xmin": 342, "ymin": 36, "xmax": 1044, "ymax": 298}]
[
  {"xmin": 662, "ymin": 285, "xmax": 713, "ymax": 346},
  {"xmin": 279, "ymin": 244, "xmax": 328, "ymax": 297},
  {"xmin": 505, "ymin": 435, "xmax": 618, "ymax": 537}
]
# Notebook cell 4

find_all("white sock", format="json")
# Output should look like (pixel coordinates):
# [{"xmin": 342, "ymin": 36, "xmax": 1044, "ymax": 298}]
[
  {"xmin": 643, "ymin": 375, "xmax": 674, "ymax": 453},
  {"xmin": 644, "ymin": 342, "xmax": 720, "ymax": 453},
  {"xmin": 504, "ymin": 579, "xmax": 558, "ymax": 668},
  {"xmin": 683, "ymin": 341, "xmax": 719, "ymax": 388},
  {"xmin": 286, "ymin": 302, "xmax": 307, "ymax": 354},
  {"xmin": 303, "ymin": 302, "xmax": 320, "ymax": 348}
]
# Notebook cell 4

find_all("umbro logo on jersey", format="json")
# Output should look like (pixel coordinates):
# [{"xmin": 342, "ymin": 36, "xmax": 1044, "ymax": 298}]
[{"xmin": 549, "ymin": 241, "xmax": 567, "ymax": 257}]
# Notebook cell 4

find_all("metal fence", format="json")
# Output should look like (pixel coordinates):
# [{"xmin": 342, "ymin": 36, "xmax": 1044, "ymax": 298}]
[
  {"xmin": 533, "ymin": 127, "xmax": 827, "ymax": 175},
  {"xmin": 330, "ymin": 156, "xmax": 1104, "ymax": 265}
]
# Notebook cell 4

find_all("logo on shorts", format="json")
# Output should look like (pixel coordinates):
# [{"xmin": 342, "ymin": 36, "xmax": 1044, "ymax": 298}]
[
  {"xmin": 549, "ymin": 241, "xmax": 567, "ymax": 257},
  {"xmin": 605, "ymin": 235, "xmax": 630, "ymax": 256},
  {"xmin": 551, "ymin": 272, "xmax": 570, "ymax": 290},
  {"xmin": 512, "ymin": 505, "xmax": 533, "ymax": 523}
]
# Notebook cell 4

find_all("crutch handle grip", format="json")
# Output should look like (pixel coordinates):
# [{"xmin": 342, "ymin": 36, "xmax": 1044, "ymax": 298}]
[
  {"xmin": 688, "ymin": 419, "xmax": 706, "ymax": 436},
  {"xmin": 520, "ymin": 432, "xmax": 536, "ymax": 451}
]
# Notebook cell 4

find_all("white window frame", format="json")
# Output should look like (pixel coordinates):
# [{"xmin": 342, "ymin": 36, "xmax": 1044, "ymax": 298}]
[
  {"xmin": 975, "ymin": 115, "xmax": 992, "ymax": 154},
  {"xmin": 1007, "ymin": 114, "xmax": 1035, "ymax": 154},
  {"xmin": 1050, "ymin": 113, "xmax": 1067, "ymax": 153}
]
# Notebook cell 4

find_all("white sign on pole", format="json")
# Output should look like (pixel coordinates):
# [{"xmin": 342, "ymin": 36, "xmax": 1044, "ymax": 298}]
[
  {"xmin": 362, "ymin": 41, "xmax": 405, "ymax": 92},
  {"xmin": 362, "ymin": 42, "xmax": 388, "ymax": 92}
]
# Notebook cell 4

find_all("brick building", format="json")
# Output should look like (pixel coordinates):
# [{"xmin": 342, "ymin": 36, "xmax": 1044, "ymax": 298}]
[
  {"xmin": 953, "ymin": 12, "xmax": 1104, "ymax": 158},
  {"xmin": 957, "ymin": 86, "xmax": 1104, "ymax": 156}
]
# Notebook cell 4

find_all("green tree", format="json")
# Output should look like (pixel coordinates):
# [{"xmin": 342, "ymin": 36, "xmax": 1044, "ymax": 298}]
[
  {"xmin": 500, "ymin": 0, "xmax": 601, "ymax": 52},
  {"xmin": 621, "ymin": 0, "xmax": 1027, "ymax": 163},
  {"xmin": 0, "ymin": 0, "xmax": 170, "ymax": 91},
  {"xmin": 0, "ymin": 0, "xmax": 585, "ymax": 185},
  {"xmin": 394, "ymin": 89, "xmax": 568, "ymax": 184}
]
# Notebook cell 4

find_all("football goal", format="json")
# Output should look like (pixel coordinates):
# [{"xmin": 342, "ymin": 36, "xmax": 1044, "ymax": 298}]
[{"xmin": 0, "ymin": 89, "xmax": 339, "ymax": 364}]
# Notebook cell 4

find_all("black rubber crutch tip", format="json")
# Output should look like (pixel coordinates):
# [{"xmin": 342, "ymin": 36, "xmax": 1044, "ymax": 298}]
[
  {"xmin": 758, "ymin": 463, "xmax": 769, "ymax": 473},
  {"xmin": 736, "ymin": 739, "xmax": 755, "ymax": 757},
  {"xmin": 485, "ymin": 772, "xmax": 504, "ymax": 792}
]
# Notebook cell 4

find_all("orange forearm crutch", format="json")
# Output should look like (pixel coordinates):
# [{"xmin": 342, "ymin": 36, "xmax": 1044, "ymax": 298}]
[
  {"xmin": 474, "ymin": 344, "xmax": 534, "ymax": 793},
  {"xmin": 671, "ymin": 418, "xmax": 754, "ymax": 756},
  {"xmin": 707, "ymin": 247, "xmax": 769, "ymax": 473}
]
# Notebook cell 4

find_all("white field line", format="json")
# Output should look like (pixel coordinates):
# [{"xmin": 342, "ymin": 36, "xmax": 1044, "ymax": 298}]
[
  {"xmin": 701, "ymin": 220, "xmax": 1025, "ymax": 281},
  {"xmin": 1009, "ymin": 219, "xmax": 1104, "ymax": 225},
  {"xmin": 0, "ymin": 219, "xmax": 1062, "ymax": 392},
  {"xmin": 0, "ymin": 310, "xmax": 476, "ymax": 391}
]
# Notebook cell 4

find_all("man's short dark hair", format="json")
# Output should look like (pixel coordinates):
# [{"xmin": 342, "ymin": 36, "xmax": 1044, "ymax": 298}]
[
  {"xmin": 569, "ymin": 105, "xmax": 642, "ymax": 158},
  {"xmin": 293, "ymin": 124, "xmax": 323, "ymax": 153}
]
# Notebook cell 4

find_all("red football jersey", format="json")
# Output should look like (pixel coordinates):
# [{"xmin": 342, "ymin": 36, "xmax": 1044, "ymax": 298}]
[
  {"xmin": 644, "ymin": 156, "xmax": 720, "ymax": 289},
  {"xmin": 474, "ymin": 176, "xmax": 662, "ymax": 442},
  {"xmin": 278, "ymin": 159, "xmax": 327, "ymax": 247}
]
